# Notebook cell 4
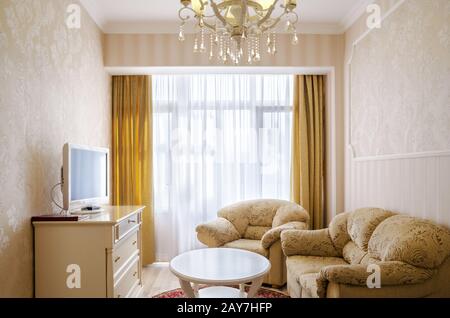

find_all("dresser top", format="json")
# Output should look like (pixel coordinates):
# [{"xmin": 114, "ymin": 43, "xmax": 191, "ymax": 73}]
[
  {"xmin": 33, "ymin": 206, "xmax": 145, "ymax": 225},
  {"xmin": 78, "ymin": 205, "xmax": 145, "ymax": 223}
]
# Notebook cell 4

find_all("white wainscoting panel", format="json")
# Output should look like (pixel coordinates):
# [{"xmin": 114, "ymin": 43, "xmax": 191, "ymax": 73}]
[{"xmin": 348, "ymin": 153, "xmax": 450, "ymax": 228}]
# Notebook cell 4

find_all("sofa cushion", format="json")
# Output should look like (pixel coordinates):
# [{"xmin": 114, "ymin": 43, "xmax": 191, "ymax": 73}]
[
  {"xmin": 244, "ymin": 226, "xmax": 271, "ymax": 240},
  {"xmin": 346, "ymin": 208, "xmax": 395, "ymax": 251},
  {"xmin": 328, "ymin": 212, "xmax": 351, "ymax": 252},
  {"xmin": 272, "ymin": 203, "xmax": 309, "ymax": 227},
  {"xmin": 246, "ymin": 200, "xmax": 285, "ymax": 227},
  {"xmin": 342, "ymin": 241, "xmax": 367, "ymax": 265},
  {"xmin": 218, "ymin": 199, "xmax": 298, "ymax": 234},
  {"xmin": 286, "ymin": 255, "xmax": 348, "ymax": 283},
  {"xmin": 369, "ymin": 215, "xmax": 450, "ymax": 269},
  {"xmin": 218, "ymin": 205, "xmax": 250, "ymax": 236},
  {"xmin": 223, "ymin": 239, "xmax": 269, "ymax": 257}
]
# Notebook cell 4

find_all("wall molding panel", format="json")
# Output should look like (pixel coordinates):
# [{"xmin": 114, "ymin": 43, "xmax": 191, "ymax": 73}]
[
  {"xmin": 348, "ymin": 0, "xmax": 450, "ymax": 159},
  {"xmin": 345, "ymin": 0, "xmax": 450, "ymax": 228}
]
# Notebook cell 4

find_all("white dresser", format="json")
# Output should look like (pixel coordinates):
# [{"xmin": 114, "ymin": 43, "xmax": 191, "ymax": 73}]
[{"xmin": 33, "ymin": 206, "xmax": 144, "ymax": 298}]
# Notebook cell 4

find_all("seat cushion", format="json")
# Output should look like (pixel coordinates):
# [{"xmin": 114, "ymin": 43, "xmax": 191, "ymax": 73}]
[
  {"xmin": 223, "ymin": 239, "xmax": 269, "ymax": 257},
  {"xmin": 342, "ymin": 241, "xmax": 367, "ymax": 264},
  {"xmin": 286, "ymin": 255, "xmax": 348, "ymax": 298}
]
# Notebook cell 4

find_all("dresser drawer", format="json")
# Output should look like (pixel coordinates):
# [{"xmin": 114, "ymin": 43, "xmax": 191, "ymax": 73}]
[
  {"xmin": 113, "ymin": 231, "xmax": 139, "ymax": 275},
  {"xmin": 114, "ymin": 212, "xmax": 140, "ymax": 242},
  {"xmin": 114, "ymin": 256, "xmax": 140, "ymax": 298}
]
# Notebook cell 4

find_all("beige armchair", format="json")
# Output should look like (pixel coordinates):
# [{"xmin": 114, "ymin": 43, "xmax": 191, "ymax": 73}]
[
  {"xmin": 281, "ymin": 208, "xmax": 450, "ymax": 298},
  {"xmin": 196, "ymin": 199, "xmax": 309, "ymax": 287}
]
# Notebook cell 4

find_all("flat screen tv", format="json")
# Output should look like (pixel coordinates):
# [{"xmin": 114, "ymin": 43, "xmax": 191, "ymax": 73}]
[{"xmin": 63, "ymin": 143, "xmax": 110, "ymax": 211}]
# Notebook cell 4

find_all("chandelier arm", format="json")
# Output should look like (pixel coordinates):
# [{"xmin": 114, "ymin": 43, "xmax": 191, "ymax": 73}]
[
  {"xmin": 199, "ymin": 0, "xmax": 206, "ymax": 12},
  {"xmin": 260, "ymin": 7, "xmax": 295, "ymax": 33},
  {"xmin": 286, "ymin": 10, "xmax": 299, "ymax": 25},
  {"xmin": 240, "ymin": 0, "xmax": 248, "ymax": 28},
  {"xmin": 257, "ymin": 0, "xmax": 280, "ymax": 27},
  {"xmin": 202, "ymin": 20, "xmax": 217, "ymax": 31},
  {"xmin": 210, "ymin": 0, "xmax": 228, "ymax": 26},
  {"xmin": 178, "ymin": 6, "xmax": 196, "ymax": 22}
]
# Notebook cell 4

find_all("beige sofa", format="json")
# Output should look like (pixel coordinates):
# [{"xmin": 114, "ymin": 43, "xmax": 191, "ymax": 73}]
[
  {"xmin": 281, "ymin": 208, "xmax": 450, "ymax": 298},
  {"xmin": 196, "ymin": 199, "xmax": 309, "ymax": 287}
]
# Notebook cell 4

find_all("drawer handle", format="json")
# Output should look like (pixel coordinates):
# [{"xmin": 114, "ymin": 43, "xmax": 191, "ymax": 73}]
[
  {"xmin": 133, "ymin": 271, "xmax": 138, "ymax": 277},
  {"xmin": 128, "ymin": 219, "xmax": 137, "ymax": 224},
  {"xmin": 114, "ymin": 256, "xmax": 121, "ymax": 263},
  {"xmin": 132, "ymin": 241, "xmax": 137, "ymax": 246}
]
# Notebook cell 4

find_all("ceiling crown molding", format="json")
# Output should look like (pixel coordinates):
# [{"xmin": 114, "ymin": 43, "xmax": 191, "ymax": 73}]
[
  {"xmin": 339, "ymin": 0, "xmax": 375, "ymax": 32},
  {"xmin": 81, "ymin": 0, "xmax": 373, "ymax": 35},
  {"xmin": 101, "ymin": 21, "xmax": 344, "ymax": 35}
]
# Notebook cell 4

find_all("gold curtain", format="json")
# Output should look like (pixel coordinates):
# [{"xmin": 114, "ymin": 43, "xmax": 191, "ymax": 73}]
[
  {"xmin": 291, "ymin": 75, "xmax": 326, "ymax": 230},
  {"xmin": 112, "ymin": 75, "xmax": 155, "ymax": 265}
]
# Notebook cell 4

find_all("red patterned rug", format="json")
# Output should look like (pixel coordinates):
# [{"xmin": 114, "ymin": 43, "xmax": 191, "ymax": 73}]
[{"xmin": 153, "ymin": 286, "xmax": 289, "ymax": 298}]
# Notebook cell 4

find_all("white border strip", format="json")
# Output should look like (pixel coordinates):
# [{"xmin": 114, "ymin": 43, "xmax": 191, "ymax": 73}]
[
  {"xmin": 348, "ymin": 145, "xmax": 450, "ymax": 162},
  {"xmin": 105, "ymin": 66, "xmax": 333, "ymax": 75}
]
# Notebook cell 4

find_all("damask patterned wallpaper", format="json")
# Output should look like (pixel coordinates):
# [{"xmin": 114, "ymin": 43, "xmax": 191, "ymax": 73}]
[
  {"xmin": 350, "ymin": 0, "xmax": 450, "ymax": 157},
  {"xmin": 0, "ymin": 0, "xmax": 111, "ymax": 297}
]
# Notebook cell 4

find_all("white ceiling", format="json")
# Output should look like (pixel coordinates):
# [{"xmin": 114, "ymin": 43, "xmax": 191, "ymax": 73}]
[{"xmin": 80, "ymin": 0, "xmax": 373, "ymax": 34}]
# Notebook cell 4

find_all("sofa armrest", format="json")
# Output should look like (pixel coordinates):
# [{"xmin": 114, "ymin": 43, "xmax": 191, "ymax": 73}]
[
  {"xmin": 280, "ymin": 229, "xmax": 340, "ymax": 257},
  {"xmin": 316, "ymin": 261, "xmax": 435, "ymax": 297},
  {"xmin": 196, "ymin": 218, "xmax": 240, "ymax": 247},
  {"xmin": 261, "ymin": 221, "xmax": 307, "ymax": 249}
]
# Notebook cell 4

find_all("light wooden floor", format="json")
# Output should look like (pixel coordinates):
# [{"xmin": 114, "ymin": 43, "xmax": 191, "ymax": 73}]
[
  {"xmin": 142, "ymin": 263, "xmax": 180, "ymax": 297},
  {"xmin": 142, "ymin": 263, "xmax": 288, "ymax": 298}
]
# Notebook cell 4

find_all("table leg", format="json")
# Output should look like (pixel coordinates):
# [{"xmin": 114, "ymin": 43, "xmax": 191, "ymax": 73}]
[
  {"xmin": 239, "ymin": 284, "xmax": 246, "ymax": 298},
  {"xmin": 193, "ymin": 283, "xmax": 200, "ymax": 297},
  {"xmin": 247, "ymin": 277, "xmax": 264, "ymax": 298},
  {"xmin": 178, "ymin": 278, "xmax": 196, "ymax": 298}
]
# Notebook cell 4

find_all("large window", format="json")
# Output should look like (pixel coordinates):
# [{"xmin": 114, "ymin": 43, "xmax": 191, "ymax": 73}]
[{"xmin": 152, "ymin": 74, "xmax": 293, "ymax": 260}]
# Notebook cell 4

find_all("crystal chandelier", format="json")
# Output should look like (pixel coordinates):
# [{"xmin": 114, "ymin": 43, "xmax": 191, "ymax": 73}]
[{"xmin": 178, "ymin": 0, "xmax": 299, "ymax": 64}]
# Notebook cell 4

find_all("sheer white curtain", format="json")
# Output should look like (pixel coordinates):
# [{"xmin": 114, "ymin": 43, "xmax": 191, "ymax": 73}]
[{"xmin": 152, "ymin": 74, "xmax": 293, "ymax": 261}]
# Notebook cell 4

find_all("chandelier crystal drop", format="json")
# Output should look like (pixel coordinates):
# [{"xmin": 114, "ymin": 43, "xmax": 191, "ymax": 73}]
[{"xmin": 178, "ymin": 0, "xmax": 300, "ymax": 65}]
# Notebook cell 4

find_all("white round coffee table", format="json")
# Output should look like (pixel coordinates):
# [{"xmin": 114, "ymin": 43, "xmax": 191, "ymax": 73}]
[{"xmin": 169, "ymin": 248, "xmax": 271, "ymax": 298}]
